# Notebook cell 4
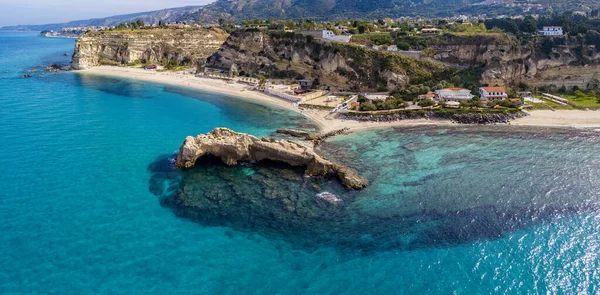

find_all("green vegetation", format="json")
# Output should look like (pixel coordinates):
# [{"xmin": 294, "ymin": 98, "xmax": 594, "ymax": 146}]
[
  {"xmin": 298, "ymin": 104, "xmax": 335, "ymax": 110},
  {"xmin": 357, "ymin": 95, "xmax": 409, "ymax": 111},
  {"xmin": 562, "ymin": 91, "xmax": 600, "ymax": 108},
  {"xmin": 98, "ymin": 57, "xmax": 121, "ymax": 66}
]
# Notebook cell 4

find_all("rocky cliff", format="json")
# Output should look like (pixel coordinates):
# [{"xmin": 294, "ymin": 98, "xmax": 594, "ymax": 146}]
[
  {"xmin": 72, "ymin": 28, "xmax": 229, "ymax": 70},
  {"xmin": 207, "ymin": 30, "xmax": 454, "ymax": 91},
  {"xmin": 175, "ymin": 128, "xmax": 368, "ymax": 190},
  {"xmin": 427, "ymin": 34, "xmax": 600, "ymax": 88}
]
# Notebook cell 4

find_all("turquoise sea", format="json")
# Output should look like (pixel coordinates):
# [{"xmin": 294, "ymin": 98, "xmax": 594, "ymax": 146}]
[{"xmin": 1, "ymin": 32, "xmax": 599, "ymax": 294}]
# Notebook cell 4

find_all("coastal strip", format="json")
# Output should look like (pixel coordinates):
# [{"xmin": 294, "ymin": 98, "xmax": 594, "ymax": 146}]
[{"xmin": 79, "ymin": 66, "xmax": 600, "ymax": 130}]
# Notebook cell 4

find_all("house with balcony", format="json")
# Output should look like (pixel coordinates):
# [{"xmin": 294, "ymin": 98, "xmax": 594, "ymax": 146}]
[
  {"xmin": 540, "ymin": 26, "xmax": 563, "ymax": 36},
  {"xmin": 479, "ymin": 87, "xmax": 508, "ymax": 101}
]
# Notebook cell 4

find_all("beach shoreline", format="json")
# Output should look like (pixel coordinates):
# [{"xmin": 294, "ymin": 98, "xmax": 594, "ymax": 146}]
[{"xmin": 78, "ymin": 66, "xmax": 600, "ymax": 132}]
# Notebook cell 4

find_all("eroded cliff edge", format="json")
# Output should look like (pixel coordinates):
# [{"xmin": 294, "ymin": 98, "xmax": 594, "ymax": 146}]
[
  {"xmin": 72, "ymin": 28, "xmax": 229, "ymax": 70},
  {"xmin": 175, "ymin": 128, "xmax": 368, "ymax": 190}
]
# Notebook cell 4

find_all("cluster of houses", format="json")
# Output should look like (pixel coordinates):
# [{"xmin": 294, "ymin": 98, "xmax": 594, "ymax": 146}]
[
  {"xmin": 417, "ymin": 86, "xmax": 520, "ymax": 107},
  {"xmin": 61, "ymin": 26, "xmax": 111, "ymax": 32}
]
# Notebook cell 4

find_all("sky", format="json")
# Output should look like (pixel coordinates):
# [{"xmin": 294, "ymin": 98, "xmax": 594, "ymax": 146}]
[{"xmin": 0, "ymin": 0, "xmax": 213, "ymax": 27}]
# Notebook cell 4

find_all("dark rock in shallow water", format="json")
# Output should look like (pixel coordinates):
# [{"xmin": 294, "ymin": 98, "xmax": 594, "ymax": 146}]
[
  {"xmin": 175, "ymin": 128, "xmax": 368, "ymax": 189},
  {"xmin": 148, "ymin": 153, "xmax": 578, "ymax": 253},
  {"xmin": 316, "ymin": 192, "xmax": 343, "ymax": 208}
]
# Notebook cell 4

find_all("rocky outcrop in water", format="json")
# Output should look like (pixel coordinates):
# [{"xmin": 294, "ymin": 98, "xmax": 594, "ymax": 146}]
[
  {"xmin": 72, "ymin": 28, "xmax": 229, "ymax": 70},
  {"xmin": 175, "ymin": 128, "xmax": 368, "ymax": 189}
]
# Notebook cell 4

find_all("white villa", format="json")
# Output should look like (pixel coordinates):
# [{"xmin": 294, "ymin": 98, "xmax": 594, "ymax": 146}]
[
  {"xmin": 434, "ymin": 88, "xmax": 474, "ymax": 102},
  {"xmin": 421, "ymin": 27, "xmax": 443, "ymax": 35},
  {"xmin": 364, "ymin": 94, "xmax": 390, "ymax": 101},
  {"xmin": 479, "ymin": 87, "xmax": 508, "ymax": 101},
  {"xmin": 540, "ymin": 26, "xmax": 563, "ymax": 36},
  {"xmin": 299, "ymin": 30, "xmax": 352, "ymax": 43}
]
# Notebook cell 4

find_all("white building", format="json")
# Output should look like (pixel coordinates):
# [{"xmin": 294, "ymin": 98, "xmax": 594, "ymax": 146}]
[
  {"xmin": 479, "ymin": 87, "xmax": 508, "ymax": 101},
  {"xmin": 540, "ymin": 26, "xmax": 563, "ymax": 36},
  {"xmin": 299, "ymin": 30, "xmax": 352, "ymax": 43},
  {"xmin": 434, "ymin": 88, "xmax": 474, "ymax": 102},
  {"xmin": 387, "ymin": 45, "xmax": 398, "ymax": 52},
  {"xmin": 365, "ymin": 94, "xmax": 389, "ymax": 101}
]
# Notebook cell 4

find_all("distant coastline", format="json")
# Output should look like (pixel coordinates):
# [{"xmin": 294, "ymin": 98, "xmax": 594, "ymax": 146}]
[
  {"xmin": 78, "ymin": 66, "xmax": 600, "ymax": 131},
  {"xmin": 38, "ymin": 30, "xmax": 82, "ymax": 39}
]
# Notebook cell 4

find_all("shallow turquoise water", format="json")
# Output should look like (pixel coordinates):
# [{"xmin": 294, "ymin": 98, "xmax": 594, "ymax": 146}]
[{"xmin": 1, "ymin": 32, "xmax": 599, "ymax": 294}]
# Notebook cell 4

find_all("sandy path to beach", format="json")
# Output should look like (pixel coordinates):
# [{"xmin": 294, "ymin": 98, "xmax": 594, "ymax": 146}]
[{"xmin": 80, "ymin": 66, "xmax": 600, "ymax": 132}]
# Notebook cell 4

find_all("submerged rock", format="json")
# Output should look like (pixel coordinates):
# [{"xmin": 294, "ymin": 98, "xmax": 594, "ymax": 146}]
[
  {"xmin": 175, "ymin": 128, "xmax": 368, "ymax": 189},
  {"xmin": 316, "ymin": 192, "xmax": 343, "ymax": 208}
]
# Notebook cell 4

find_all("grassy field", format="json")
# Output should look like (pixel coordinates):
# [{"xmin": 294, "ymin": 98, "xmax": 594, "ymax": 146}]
[{"xmin": 562, "ymin": 94, "xmax": 600, "ymax": 109}]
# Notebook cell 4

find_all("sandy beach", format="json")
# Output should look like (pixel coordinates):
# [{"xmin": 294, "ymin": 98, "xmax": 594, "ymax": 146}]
[{"xmin": 80, "ymin": 66, "xmax": 600, "ymax": 132}]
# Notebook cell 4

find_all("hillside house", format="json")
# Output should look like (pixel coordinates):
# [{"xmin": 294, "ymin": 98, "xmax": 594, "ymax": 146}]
[
  {"xmin": 417, "ymin": 93, "xmax": 436, "ymax": 100},
  {"xmin": 540, "ymin": 26, "xmax": 563, "ymax": 36},
  {"xmin": 479, "ymin": 87, "xmax": 508, "ymax": 101},
  {"xmin": 421, "ymin": 27, "xmax": 443, "ymax": 35},
  {"xmin": 299, "ymin": 30, "xmax": 352, "ymax": 43},
  {"xmin": 434, "ymin": 88, "xmax": 474, "ymax": 102}
]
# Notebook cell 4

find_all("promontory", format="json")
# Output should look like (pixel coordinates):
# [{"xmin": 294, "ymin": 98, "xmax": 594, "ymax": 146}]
[{"xmin": 175, "ymin": 128, "xmax": 369, "ymax": 190}]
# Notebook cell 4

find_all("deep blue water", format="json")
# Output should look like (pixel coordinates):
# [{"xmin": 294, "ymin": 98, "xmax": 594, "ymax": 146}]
[{"xmin": 1, "ymin": 32, "xmax": 600, "ymax": 294}]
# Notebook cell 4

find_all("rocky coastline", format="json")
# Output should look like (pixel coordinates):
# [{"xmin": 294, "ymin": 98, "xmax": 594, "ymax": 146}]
[
  {"xmin": 175, "ymin": 128, "xmax": 368, "ymax": 190},
  {"xmin": 340, "ymin": 110, "xmax": 528, "ymax": 125}
]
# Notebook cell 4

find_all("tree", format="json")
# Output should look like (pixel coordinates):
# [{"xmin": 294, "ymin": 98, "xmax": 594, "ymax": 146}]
[
  {"xmin": 585, "ymin": 30, "xmax": 600, "ymax": 48},
  {"xmin": 360, "ymin": 102, "xmax": 377, "ymax": 111},
  {"xmin": 541, "ymin": 38, "xmax": 555, "ymax": 56},
  {"xmin": 521, "ymin": 15, "xmax": 538, "ymax": 33},
  {"xmin": 258, "ymin": 75, "xmax": 267, "ymax": 88},
  {"xmin": 136, "ymin": 19, "xmax": 145, "ymax": 28},
  {"xmin": 418, "ymin": 99, "xmax": 436, "ymax": 108},
  {"xmin": 358, "ymin": 24, "xmax": 367, "ymax": 34},
  {"xmin": 575, "ymin": 90, "xmax": 586, "ymax": 98},
  {"xmin": 422, "ymin": 47, "xmax": 437, "ymax": 58},
  {"xmin": 558, "ymin": 85, "xmax": 567, "ymax": 93},
  {"xmin": 218, "ymin": 16, "xmax": 226, "ymax": 27}
]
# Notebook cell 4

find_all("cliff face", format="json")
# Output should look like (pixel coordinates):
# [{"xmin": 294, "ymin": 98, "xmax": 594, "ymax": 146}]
[
  {"xmin": 428, "ymin": 34, "xmax": 600, "ymax": 87},
  {"xmin": 207, "ymin": 30, "xmax": 453, "ymax": 91},
  {"xmin": 72, "ymin": 28, "xmax": 229, "ymax": 70}
]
